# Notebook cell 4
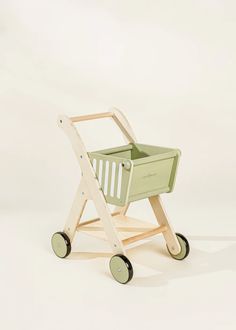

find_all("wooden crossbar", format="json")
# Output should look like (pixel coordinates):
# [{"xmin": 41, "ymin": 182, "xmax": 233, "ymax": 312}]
[
  {"xmin": 122, "ymin": 225, "xmax": 167, "ymax": 246},
  {"xmin": 70, "ymin": 112, "xmax": 113, "ymax": 123},
  {"xmin": 77, "ymin": 212, "xmax": 120, "ymax": 228}
]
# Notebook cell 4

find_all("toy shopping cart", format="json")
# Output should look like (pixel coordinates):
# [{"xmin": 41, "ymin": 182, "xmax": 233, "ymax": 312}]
[{"xmin": 51, "ymin": 108, "xmax": 190, "ymax": 284}]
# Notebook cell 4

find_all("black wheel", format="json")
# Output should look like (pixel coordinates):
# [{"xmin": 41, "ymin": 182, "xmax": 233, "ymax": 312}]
[
  {"xmin": 51, "ymin": 232, "xmax": 71, "ymax": 258},
  {"xmin": 167, "ymin": 233, "xmax": 190, "ymax": 260},
  {"xmin": 109, "ymin": 254, "xmax": 133, "ymax": 284}
]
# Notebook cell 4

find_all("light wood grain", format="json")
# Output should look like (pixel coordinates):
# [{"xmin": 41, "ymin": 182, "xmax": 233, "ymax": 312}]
[
  {"xmin": 70, "ymin": 112, "xmax": 113, "ymax": 123},
  {"xmin": 149, "ymin": 195, "xmax": 181, "ymax": 255},
  {"xmin": 122, "ymin": 225, "xmax": 167, "ymax": 246}
]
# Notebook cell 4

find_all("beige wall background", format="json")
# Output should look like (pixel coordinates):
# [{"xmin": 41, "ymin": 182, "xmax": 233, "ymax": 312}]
[{"xmin": 0, "ymin": 0, "xmax": 235, "ymax": 226}]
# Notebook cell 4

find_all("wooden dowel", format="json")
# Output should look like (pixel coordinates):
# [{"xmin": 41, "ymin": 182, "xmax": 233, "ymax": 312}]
[
  {"xmin": 77, "ymin": 211, "xmax": 120, "ymax": 228},
  {"xmin": 78, "ymin": 217, "xmax": 100, "ymax": 228},
  {"xmin": 122, "ymin": 225, "xmax": 167, "ymax": 245},
  {"xmin": 70, "ymin": 112, "xmax": 113, "ymax": 123},
  {"xmin": 78, "ymin": 226, "xmax": 156, "ymax": 233}
]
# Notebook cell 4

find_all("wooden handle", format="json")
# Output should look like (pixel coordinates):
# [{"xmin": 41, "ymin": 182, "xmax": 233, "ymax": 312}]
[
  {"xmin": 64, "ymin": 108, "xmax": 136, "ymax": 144},
  {"xmin": 70, "ymin": 112, "xmax": 114, "ymax": 123}
]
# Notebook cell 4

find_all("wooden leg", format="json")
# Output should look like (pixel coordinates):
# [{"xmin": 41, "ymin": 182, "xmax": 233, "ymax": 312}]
[
  {"xmin": 149, "ymin": 195, "xmax": 181, "ymax": 255},
  {"xmin": 63, "ymin": 180, "xmax": 87, "ymax": 241},
  {"xmin": 59, "ymin": 115, "xmax": 125, "ymax": 255},
  {"xmin": 114, "ymin": 203, "xmax": 130, "ymax": 216}
]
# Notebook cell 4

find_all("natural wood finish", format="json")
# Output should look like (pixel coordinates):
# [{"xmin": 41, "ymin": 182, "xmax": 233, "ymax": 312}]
[
  {"xmin": 114, "ymin": 203, "xmax": 130, "ymax": 216},
  {"xmin": 63, "ymin": 180, "xmax": 88, "ymax": 241},
  {"xmin": 70, "ymin": 112, "xmax": 113, "ymax": 123},
  {"xmin": 58, "ymin": 108, "xmax": 180, "ymax": 257},
  {"xmin": 70, "ymin": 108, "xmax": 136, "ymax": 144},
  {"xmin": 78, "ymin": 212, "xmax": 120, "ymax": 228},
  {"xmin": 149, "ymin": 195, "xmax": 181, "ymax": 255},
  {"xmin": 77, "ymin": 214, "xmax": 158, "ymax": 242},
  {"xmin": 58, "ymin": 108, "xmax": 139, "ymax": 254},
  {"xmin": 122, "ymin": 225, "xmax": 167, "ymax": 246},
  {"xmin": 78, "ymin": 225, "xmax": 156, "ymax": 233},
  {"xmin": 111, "ymin": 109, "xmax": 136, "ymax": 144},
  {"xmin": 78, "ymin": 217, "xmax": 100, "ymax": 228},
  {"xmin": 59, "ymin": 115, "xmax": 125, "ymax": 254},
  {"xmin": 111, "ymin": 108, "xmax": 136, "ymax": 215}
]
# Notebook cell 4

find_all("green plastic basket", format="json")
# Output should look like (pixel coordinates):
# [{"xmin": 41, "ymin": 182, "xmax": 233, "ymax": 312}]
[{"xmin": 88, "ymin": 143, "xmax": 181, "ymax": 206}]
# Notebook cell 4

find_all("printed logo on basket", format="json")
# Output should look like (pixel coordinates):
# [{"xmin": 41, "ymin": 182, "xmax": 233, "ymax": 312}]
[{"xmin": 142, "ymin": 172, "xmax": 157, "ymax": 179}]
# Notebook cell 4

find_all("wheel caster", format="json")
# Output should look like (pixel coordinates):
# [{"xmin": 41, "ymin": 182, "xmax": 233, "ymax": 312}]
[
  {"xmin": 167, "ymin": 233, "xmax": 190, "ymax": 260},
  {"xmin": 109, "ymin": 254, "xmax": 133, "ymax": 284},
  {"xmin": 51, "ymin": 232, "xmax": 71, "ymax": 258}
]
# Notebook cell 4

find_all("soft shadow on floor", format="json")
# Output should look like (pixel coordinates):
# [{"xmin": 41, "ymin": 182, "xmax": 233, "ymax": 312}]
[
  {"xmin": 188, "ymin": 235, "xmax": 236, "ymax": 242},
  {"xmin": 67, "ymin": 235, "xmax": 236, "ymax": 287},
  {"xmin": 128, "ymin": 236, "xmax": 236, "ymax": 287}
]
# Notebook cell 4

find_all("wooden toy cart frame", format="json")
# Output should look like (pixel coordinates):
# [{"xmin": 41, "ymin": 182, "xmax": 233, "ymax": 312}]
[{"xmin": 51, "ymin": 108, "xmax": 189, "ymax": 284}]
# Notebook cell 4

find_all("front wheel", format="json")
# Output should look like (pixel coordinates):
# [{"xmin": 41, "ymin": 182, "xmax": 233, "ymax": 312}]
[{"xmin": 109, "ymin": 254, "xmax": 133, "ymax": 284}]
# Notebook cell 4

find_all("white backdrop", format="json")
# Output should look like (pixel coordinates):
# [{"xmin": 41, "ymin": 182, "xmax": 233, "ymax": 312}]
[{"xmin": 1, "ymin": 1, "xmax": 236, "ymax": 330}]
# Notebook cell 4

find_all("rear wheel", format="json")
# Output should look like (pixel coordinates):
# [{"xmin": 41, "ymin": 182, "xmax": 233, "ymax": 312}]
[{"xmin": 167, "ymin": 233, "xmax": 190, "ymax": 260}]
